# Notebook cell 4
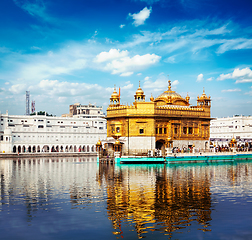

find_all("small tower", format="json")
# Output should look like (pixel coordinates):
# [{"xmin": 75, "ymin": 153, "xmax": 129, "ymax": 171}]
[
  {"xmin": 26, "ymin": 91, "xmax": 30, "ymax": 115},
  {"xmin": 109, "ymin": 85, "xmax": 120, "ymax": 106},
  {"xmin": 2, "ymin": 128, "xmax": 13, "ymax": 153},
  {"xmin": 197, "ymin": 88, "xmax": 211, "ymax": 107},
  {"xmin": 134, "ymin": 81, "xmax": 145, "ymax": 102},
  {"xmin": 31, "ymin": 100, "xmax": 35, "ymax": 114}
]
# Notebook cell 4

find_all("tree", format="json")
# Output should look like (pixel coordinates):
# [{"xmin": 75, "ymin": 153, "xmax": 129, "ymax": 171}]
[{"xmin": 30, "ymin": 111, "xmax": 53, "ymax": 116}]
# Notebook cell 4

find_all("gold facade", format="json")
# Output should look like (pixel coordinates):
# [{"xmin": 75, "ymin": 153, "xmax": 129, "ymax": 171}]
[{"xmin": 106, "ymin": 80, "xmax": 211, "ymax": 154}]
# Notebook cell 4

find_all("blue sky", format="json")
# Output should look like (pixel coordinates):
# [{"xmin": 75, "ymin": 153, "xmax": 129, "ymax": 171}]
[{"xmin": 0, "ymin": 0, "xmax": 252, "ymax": 117}]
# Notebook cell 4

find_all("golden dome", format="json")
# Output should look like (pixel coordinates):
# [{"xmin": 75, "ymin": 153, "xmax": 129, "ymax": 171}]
[
  {"xmin": 154, "ymin": 80, "xmax": 189, "ymax": 106},
  {"xmin": 110, "ymin": 86, "xmax": 119, "ymax": 99},
  {"xmin": 135, "ymin": 81, "xmax": 144, "ymax": 95},
  {"xmin": 114, "ymin": 139, "xmax": 121, "ymax": 145},
  {"xmin": 96, "ymin": 139, "xmax": 102, "ymax": 146}
]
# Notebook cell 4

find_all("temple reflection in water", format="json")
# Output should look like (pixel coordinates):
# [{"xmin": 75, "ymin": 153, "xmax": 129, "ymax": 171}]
[{"xmin": 98, "ymin": 162, "xmax": 251, "ymax": 239}]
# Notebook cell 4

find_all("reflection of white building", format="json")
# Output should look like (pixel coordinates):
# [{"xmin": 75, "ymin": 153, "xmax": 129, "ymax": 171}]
[
  {"xmin": 210, "ymin": 115, "xmax": 252, "ymax": 147},
  {"xmin": 0, "ymin": 107, "xmax": 107, "ymax": 153}
]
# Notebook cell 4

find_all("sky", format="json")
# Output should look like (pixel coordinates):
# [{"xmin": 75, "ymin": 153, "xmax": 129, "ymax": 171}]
[{"xmin": 0, "ymin": 0, "xmax": 252, "ymax": 117}]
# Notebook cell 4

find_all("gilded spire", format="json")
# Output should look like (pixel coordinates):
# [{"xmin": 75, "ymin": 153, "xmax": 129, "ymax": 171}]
[
  {"xmin": 167, "ymin": 75, "xmax": 171, "ymax": 90},
  {"xmin": 168, "ymin": 80, "xmax": 171, "ymax": 90},
  {"xmin": 150, "ymin": 93, "xmax": 154, "ymax": 101}
]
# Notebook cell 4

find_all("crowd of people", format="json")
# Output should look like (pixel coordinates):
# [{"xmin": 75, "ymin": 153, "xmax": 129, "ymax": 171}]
[
  {"xmin": 171, "ymin": 144, "xmax": 251, "ymax": 154},
  {"xmin": 210, "ymin": 144, "xmax": 251, "ymax": 152}
]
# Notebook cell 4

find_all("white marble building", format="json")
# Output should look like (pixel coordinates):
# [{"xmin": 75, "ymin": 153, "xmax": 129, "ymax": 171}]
[
  {"xmin": 0, "ymin": 108, "xmax": 107, "ymax": 153},
  {"xmin": 210, "ymin": 115, "xmax": 252, "ymax": 147}
]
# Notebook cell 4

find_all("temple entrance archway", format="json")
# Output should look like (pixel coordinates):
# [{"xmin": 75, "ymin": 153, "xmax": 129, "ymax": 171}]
[{"xmin": 156, "ymin": 140, "xmax": 165, "ymax": 156}]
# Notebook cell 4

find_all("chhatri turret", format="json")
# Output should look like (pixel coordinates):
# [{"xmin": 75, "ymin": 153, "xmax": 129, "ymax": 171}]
[
  {"xmin": 134, "ymin": 81, "xmax": 145, "ymax": 102},
  {"xmin": 197, "ymin": 88, "xmax": 211, "ymax": 107},
  {"xmin": 109, "ymin": 85, "xmax": 120, "ymax": 106}
]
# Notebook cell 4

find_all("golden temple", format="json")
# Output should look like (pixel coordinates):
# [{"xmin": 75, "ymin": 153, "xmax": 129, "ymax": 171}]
[{"xmin": 105, "ymin": 79, "xmax": 211, "ymax": 156}]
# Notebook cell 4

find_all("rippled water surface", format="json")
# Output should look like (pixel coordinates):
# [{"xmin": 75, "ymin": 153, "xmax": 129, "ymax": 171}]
[{"xmin": 1, "ymin": 157, "xmax": 252, "ymax": 240}]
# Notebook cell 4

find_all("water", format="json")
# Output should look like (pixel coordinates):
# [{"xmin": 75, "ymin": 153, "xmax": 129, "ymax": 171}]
[{"xmin": 0, "ymin": 157, "xmax": 252, "ymax": 240}]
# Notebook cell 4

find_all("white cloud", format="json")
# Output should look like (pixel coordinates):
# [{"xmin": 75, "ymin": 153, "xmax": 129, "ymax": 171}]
[
  {"xmin": 129, "ymin": 7, "xmax": 152, "ymax": 27},
  {"xmin": 120, "ymin": 24, "xmax": 125, "ymax": 28},
  {"xmin": 144, "ymin": 76, "xmax": 151, "ymax": 81},
  {"xmin": 9, "ymin": 84, "xmax": 27, "ymax": 94},
  {"xmin": 217, "ymin": 73, "xmax": 232, "ymax": 81},
  {"xmin": 235, "ymin": 79, "xmax": 252, "ymax": 83},
  {"xmin": 104, "ymin": 53, "xmax": 161, "ymax": 75},
  {"xmin": 196, "ymin": 73, "xmax": 204, "ymax": 82},
  {"xmin": 217, "ymin": 67, "xmax": 252, "ymax": 83},
  {"xmin": 31, "ymin": 46, "xmax": 42, "ymax": 51},
  {"xmin": 120, "ymin": 22, "xmax": 252, "ymax": 60},
  {"xmin": 207, "ymin": 77, "xmax": 214, "ymax": 81},
  {"xmin": 245, "ymin": 87, "xmax": 252, "ymax": 96},
  {"xmin": 120, "ymin": 72, "xmax": 134, "ymax": 77},
  {"xmin": 143, "ymin": 75, "xmax": 168, "ymax": 90},
  {"xmin": 6, "ymin": 79, "xmax": 112, "ymax": 115},
  {"xmin": 137, "ymin": 73, "xmax": 142, "ymax": 76},
  {"xmin": 221, "ymin": 89, "xmax": 241, "ymax": 92},
  {"xmin": 95, "ymin": 49, "xmax": 128, "ymax": 63},
  {"xmin": 0, "ymin": 41, "xmax": 101, "ymax": 83},
  {"xmin": 217, "ymin": 38, "xmax": 252, "ymax": 54},
  {"xmin": 58, "ymin": 97, "xmax": 67, "ymax": 103},
  {"xmin": 165, "ymin": 55, "xmax": 176, "ymax": 63},
  {"xmin": 233, "ymin": 67, "xmax": 252, "ymax": 78},
  {"xmin": 121, "ymin": 83, "xmax": 134, "ymax": 90},
  {"xmin": 13, "ymin": 0, "xmax": 53, "ymax": 23},
  {"xmin": 172, "ymin": 80, "xmax": 179, "ymax": 86},
  {"xmin": 36, "ymin": 79, "xmax": 104, "ymax": 97}
]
